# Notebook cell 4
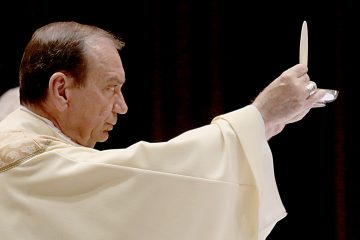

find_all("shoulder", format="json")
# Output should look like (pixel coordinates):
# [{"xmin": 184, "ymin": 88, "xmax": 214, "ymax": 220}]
[{"xmin": 0, "ymin": 131, "xmax": 67, "ymax": 173}]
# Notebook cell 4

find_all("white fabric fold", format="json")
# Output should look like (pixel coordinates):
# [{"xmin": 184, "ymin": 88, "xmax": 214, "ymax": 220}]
[{"xmin": 0, "ymin": 105, "xmax": 286, "ymax": 240}]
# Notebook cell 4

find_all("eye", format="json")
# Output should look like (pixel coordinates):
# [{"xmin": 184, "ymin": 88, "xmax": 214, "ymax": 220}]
[{"xmin": 106, "ymin": 85, "xmax": 118, "ymax": 93}]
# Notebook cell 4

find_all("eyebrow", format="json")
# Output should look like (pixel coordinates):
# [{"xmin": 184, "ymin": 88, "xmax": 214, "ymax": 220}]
[{"xmin": 105, "ymin": 75, "xmax": 125, "ymax": 86}]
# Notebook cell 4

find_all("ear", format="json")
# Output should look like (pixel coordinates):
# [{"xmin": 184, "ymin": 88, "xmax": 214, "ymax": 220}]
[{"xmin": 48, "ymin": 72, "xmax": 71, "ymax": 112}]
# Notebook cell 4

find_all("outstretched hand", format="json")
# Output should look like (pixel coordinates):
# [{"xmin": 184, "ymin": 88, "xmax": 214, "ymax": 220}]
[{"xmin": 252, "ymin": 64, "xmax": 327, "ymax": 140}]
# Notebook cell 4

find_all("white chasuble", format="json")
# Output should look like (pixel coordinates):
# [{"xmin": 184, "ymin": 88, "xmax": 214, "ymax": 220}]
[{"xmin": 0, "ymin": 105, "xmax": 286, "ymax": 240}]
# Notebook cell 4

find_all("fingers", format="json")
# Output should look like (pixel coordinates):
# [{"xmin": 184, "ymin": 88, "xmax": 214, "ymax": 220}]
[
  {"xmin": 305, "ymin": 81, "xmax": 317, "ymax": 97},
  {"xmin": 287, "ymin": 88, "xmax": 327, "ymax": 124},
  {"xmin": 283, "ymin": 63, "xmax": 308, "ymax": 78},
  {"xmin": 306, "ymin": 88, "xmax": 328, "ymax": 107}
]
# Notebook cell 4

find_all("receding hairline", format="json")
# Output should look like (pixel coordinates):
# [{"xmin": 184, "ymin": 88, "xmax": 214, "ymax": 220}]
[
  {"xmin": 34, "ymin": 21, "xmax": 125, "ymax": 50},
  {"xmin": 19, "ymin": 21, "xmax": 126, "ymax": 105}
]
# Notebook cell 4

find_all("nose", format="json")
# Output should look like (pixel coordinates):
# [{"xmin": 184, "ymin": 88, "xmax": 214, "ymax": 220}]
[{"xmin": 113, "ymin": 92, "xmax": 128, "ymax": 114}]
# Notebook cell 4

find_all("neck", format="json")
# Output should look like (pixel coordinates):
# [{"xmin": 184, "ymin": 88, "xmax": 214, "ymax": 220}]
[{"xmin": 23, "ymin": 102, "xmax": 62, "ymax": 130}]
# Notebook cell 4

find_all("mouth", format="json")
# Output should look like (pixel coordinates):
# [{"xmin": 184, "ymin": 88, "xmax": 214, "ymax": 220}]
[{"xmin": 103, "ymin": 123, "xmax": 114, "ymax": 132}]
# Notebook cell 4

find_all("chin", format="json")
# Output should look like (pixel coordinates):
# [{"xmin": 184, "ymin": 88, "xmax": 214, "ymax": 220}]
[{"xmin": 98, "ymin": 132, "xmax": 110, "ymax": 142}]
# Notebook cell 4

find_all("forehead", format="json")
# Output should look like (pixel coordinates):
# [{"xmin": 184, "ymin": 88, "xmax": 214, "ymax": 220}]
[{"xmin": 85, "ymin": 39, "xmax": 125, "ymax": 85}]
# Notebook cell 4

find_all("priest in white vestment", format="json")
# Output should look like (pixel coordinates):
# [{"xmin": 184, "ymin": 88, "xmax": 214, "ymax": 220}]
[{"xmin": 0, "ymin": 21, "xmax": 327, "ymax": 240}]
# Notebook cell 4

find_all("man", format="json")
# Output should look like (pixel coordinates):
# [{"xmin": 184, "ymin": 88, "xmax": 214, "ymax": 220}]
[{"xmin": 0, "ymin": 21, "xmax": 326, "ymax": 239}]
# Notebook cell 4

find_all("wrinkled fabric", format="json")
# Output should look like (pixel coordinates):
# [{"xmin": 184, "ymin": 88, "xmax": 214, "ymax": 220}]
[
  {"xmin": 0, "ymin": 87, "xmax": 20, "ymax": 121},
  {"xmin": 0, "ymin": 105, "xmax": 286, "ymax": 240}
]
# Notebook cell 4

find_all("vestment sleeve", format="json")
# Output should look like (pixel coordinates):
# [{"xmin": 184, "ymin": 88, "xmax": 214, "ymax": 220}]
[
  {"xmin": 212, "ymin": 104, "xmax": 287, "ymax": 238},
  {"xmin": 1, "ymin": 105, "xmax": 286, "ymax": 239},
  {"xmin": 93, "ymin": 104, "xmax": 286, "ymax": 238}
]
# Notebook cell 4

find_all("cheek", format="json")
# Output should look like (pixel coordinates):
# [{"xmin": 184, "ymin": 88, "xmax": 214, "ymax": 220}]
[
  {"xmin": 97, "ymin": 102, "xmax": 114, "ymax": 117},
  {"xmin": 87, "ymin": 101, "xmax": 114, "ymax": 125},
  {"xmin": 73, "ymin": 90, "xmax": 113, "ymax": 119}
]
